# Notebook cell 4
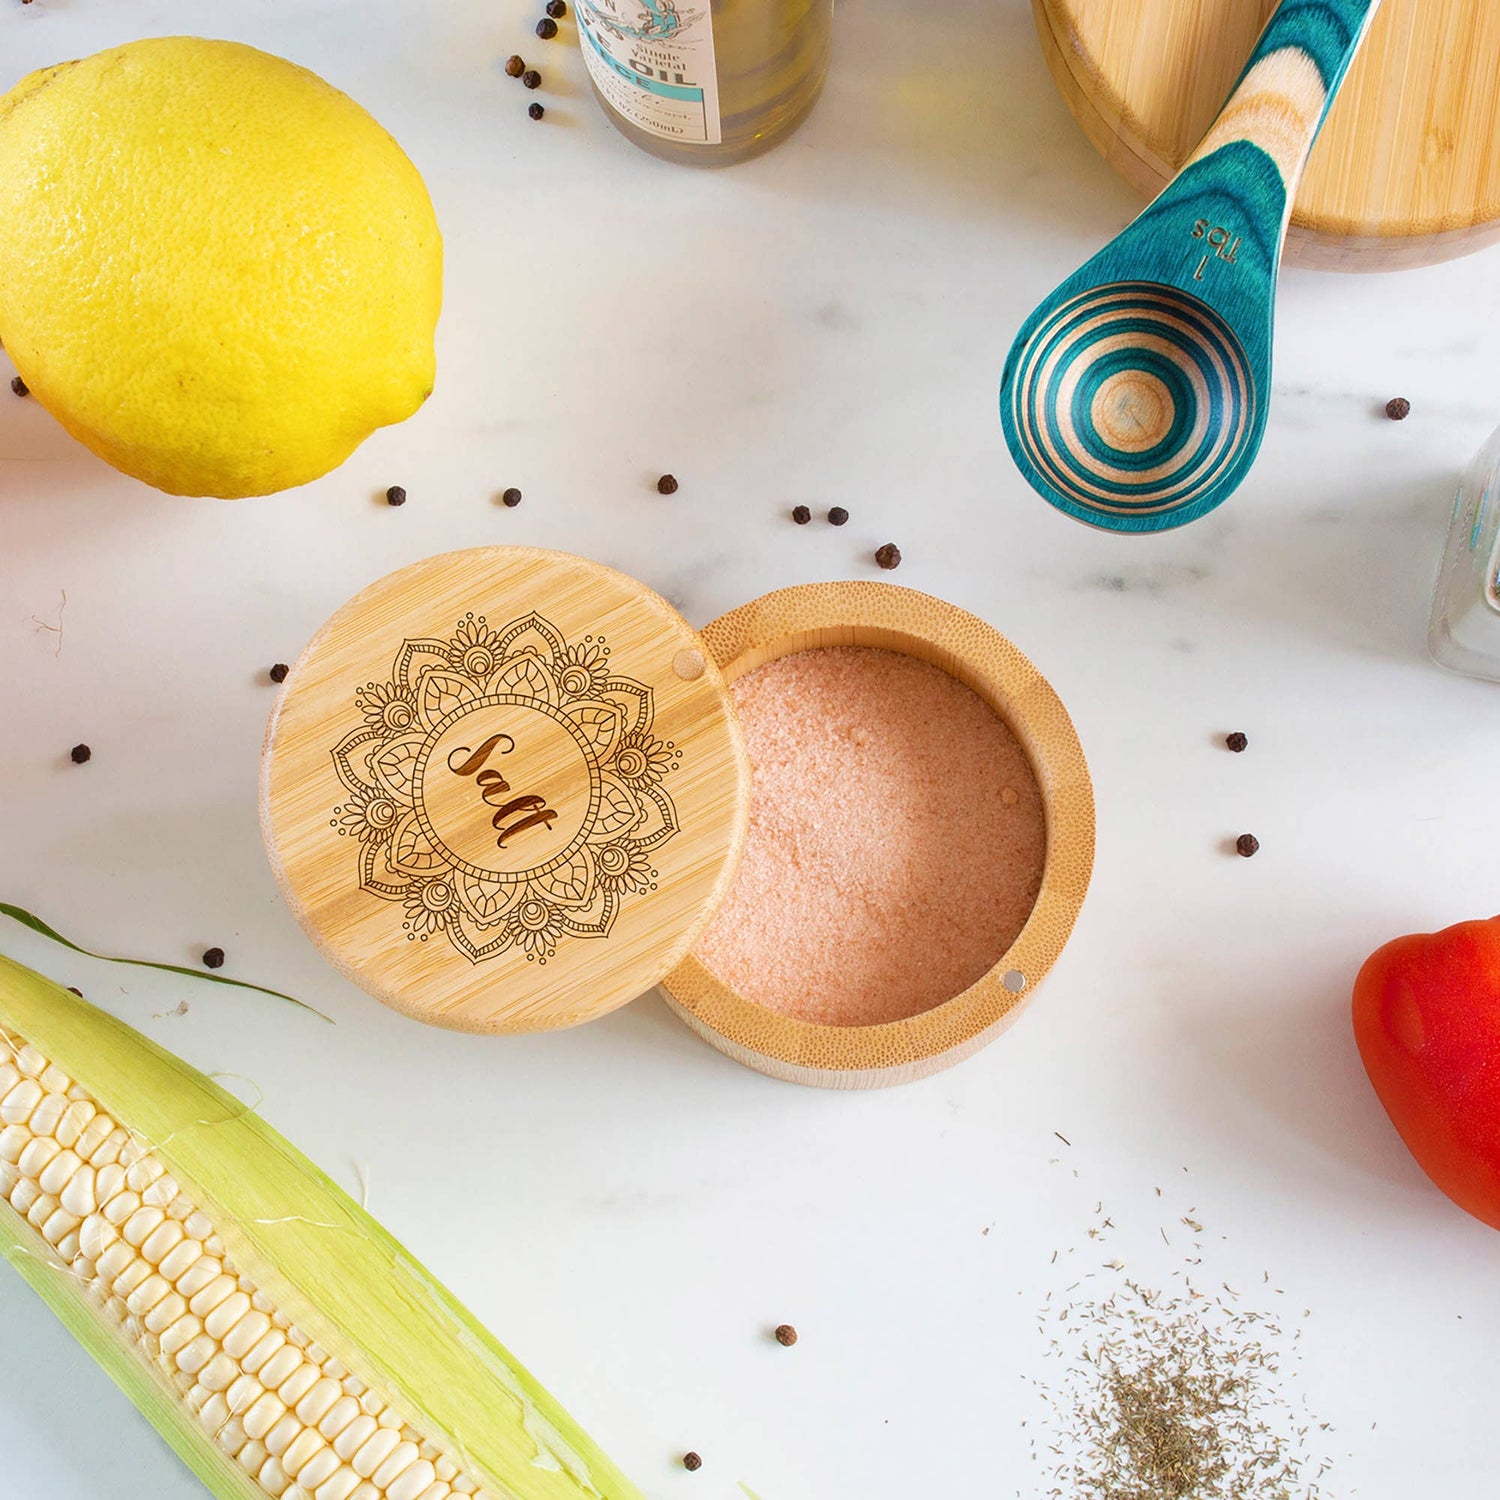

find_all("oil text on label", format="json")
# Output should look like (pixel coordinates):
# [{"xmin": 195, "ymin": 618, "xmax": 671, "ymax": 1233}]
[{"xmin": 577, "ymin": 0, "xmax": 722, "ymax": 145}]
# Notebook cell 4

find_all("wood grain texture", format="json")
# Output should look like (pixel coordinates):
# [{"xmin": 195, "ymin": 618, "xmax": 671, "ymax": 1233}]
[
  {"xmin": 658, "ymin": 582, "xmax": 1095, "ymax": 1090},
  {"xmin": 1003, "ymin": 281, "xmax": 1261, "ymax": 531},
  {"xmin": 1002, "ymin": 1, "xmax": 1377, "ymax": 532},
  {"xmin": 1035, "ymin": 0, "xmax": 1500, "ymax": 271},
  {"xmin": 260, "ymin": 547, "xmax": 749, "ymax": 1034}
]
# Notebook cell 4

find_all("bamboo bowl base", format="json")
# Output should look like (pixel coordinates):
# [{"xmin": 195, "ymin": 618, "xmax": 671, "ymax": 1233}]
[{"xmin": 659, "ymin": 583, "xmax": 1095, "ymax": 1089}]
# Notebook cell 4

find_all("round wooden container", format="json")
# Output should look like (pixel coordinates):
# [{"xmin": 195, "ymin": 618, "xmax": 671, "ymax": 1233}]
[
  {"xmin": 1035, "ymin": 0, "xmax": 1500, "ymax": 271},
  {"xmin": 260, "ymin": 548, "xmax": 749, "ymax": 1033},
  {"xmin": 261, "ymin": 555, "xmax": 1094, "ymax": 1084},
  {"xmin": 659, "ymin": 582, "xmax": 1096, "ymax": 1090}
]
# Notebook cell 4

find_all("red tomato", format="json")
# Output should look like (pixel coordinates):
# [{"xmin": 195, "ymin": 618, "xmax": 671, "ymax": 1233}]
[{"xmin": 1352, "ymin": 915, "xmax": 1500, "ymax": 1230}]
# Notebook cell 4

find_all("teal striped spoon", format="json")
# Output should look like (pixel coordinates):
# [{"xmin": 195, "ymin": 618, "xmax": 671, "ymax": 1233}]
[{"xmin": 1001, "ymin": 0, "xmax": 1383, "ymax": 533}]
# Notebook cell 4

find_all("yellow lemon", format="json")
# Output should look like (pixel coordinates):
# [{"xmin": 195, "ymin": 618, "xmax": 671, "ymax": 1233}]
[{"xmin": 0, "ymin": 37, "xmax": 442, "ymax": 498}]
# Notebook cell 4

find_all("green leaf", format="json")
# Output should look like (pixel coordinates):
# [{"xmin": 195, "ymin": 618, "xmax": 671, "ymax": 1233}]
[{"xmin": 0, "ymin": 902, "xmax": 333, "ymax": 1023}]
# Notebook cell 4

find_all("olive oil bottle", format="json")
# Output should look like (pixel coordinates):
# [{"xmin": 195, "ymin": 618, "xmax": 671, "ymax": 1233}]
[{"xmin": 576, "ymin": 0, "xmax": 832, "ymax": 166}]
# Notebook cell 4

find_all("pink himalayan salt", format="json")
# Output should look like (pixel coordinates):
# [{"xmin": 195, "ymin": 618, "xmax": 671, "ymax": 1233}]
[{"xmin": 694, "ymin": 646, "xmax": 1046, "ymax": 1027}]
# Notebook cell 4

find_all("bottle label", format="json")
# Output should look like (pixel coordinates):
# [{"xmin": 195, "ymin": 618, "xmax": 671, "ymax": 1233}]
[{"xmin": 578, "ymin": 1, "xmax": 721, "ymax": 146}]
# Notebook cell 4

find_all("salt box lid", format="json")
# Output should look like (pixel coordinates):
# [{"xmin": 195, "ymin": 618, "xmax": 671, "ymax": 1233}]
[{"xmin": 260, "ymin": 546, "xmax": 749, "ymax": 1032}]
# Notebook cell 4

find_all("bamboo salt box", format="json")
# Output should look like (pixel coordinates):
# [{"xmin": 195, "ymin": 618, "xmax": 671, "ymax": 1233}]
[{"xmin": 261, "ymin": 549, "xmax": 1094, "ymax": 1088}]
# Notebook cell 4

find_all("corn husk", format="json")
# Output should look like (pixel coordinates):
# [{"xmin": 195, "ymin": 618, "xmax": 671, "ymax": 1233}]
[{"xmin": 0, "ymin": 952, "xmax": 644, "ymax": 1500}]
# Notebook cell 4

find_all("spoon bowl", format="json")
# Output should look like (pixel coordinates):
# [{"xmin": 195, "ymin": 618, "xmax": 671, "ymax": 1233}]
[{"xmin": 1005, "ymin": 280, "xmax": 1259, "ymax": 528}]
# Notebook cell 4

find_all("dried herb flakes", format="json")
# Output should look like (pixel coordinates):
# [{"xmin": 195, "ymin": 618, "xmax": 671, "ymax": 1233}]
[{"xmin": 1033, "ymin": 1198, "xmax": 1331, "ymax": 1500}]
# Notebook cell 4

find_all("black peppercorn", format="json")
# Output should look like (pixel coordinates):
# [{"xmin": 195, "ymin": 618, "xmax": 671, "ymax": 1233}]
[
  {"xmin": 1225, "ymin": 731, "xmax": 1248, "ymax": 753},
  {"xmin": 682, "ymin": 1453, "xmax": 703, "ymax": 1472},
  {"xmin": 1385, "ymin": 397, "xmax": 1411, "ymax": 421},
  {"xmin": 269, "ymin": 663, "xmax": 290, "ymax": 684},
  {"xmin": 202, "ymin": 947, "xmax": 226, "ymax": 969},
  {"xmin": 501, "ymin": 486, "xmax": 523, "ymax": 506},
  {"xmin": 10, "ymin": 375, "xmax": 28, "ymax": 398},
  {"xmin": 791, "ymin": 505, "xmax": 811, "ymax": 525},
  {"xmin": 504, "ymin": 54, "xmax": 527, "ymax": 78},
  {"xmin": 1235, "ymin": 834, "xmax": 1260, "ymax": 858},
  {"xmin": 69, "ymin": 743, "xmax": 91, "ymax": 764},
  {"xmin": 528, "ymin": 102, "xmax": 545, "ymax": 120},
  {"xmin": 66, "ymin": 987, "xmax": 82, "ymax": 998},
  {"xmin": 774, "ymin": 1324, "xmax": 798, "ymax": 1346},
  {"xmin": 656, "ymin": 474, "xmax": 679, "ymax": 495},
  {"xmin": 546, "ymin": 0, "xmax": 567, "ymax": 15},
  {"xmin": 522, "ymin": 68, "xmax": 542, "ymax": 89},
  {"xmin": 535, "ymin": 17, "xmax": 559, "ymax": 39},
  {"xmin": 827, "ymin": 506, "xmax": 848, "ymax": 526},
  {"xmin": 385, "ymin": 485, "xmax": 407, "ymax": 507},
  {"xmin": 875, "ymin": 543, "xmax": 902, "ymax": 570}
]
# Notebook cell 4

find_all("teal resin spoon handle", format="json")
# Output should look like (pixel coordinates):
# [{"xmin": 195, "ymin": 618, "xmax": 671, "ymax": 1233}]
[{"xmin": 1001, "ymin": 0, "xmax": 1383, "ymax": 534}]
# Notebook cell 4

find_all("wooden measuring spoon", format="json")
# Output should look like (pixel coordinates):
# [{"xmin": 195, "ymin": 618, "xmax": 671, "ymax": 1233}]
[{"xmin": 1000, "ymin": 0, "xmax": 1383, "ymax": 533}]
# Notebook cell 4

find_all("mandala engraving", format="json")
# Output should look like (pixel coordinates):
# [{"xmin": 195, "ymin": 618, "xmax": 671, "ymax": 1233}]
[{"xmin": 331, "ymin": 612, "xmax": 681, "ymax": 965}]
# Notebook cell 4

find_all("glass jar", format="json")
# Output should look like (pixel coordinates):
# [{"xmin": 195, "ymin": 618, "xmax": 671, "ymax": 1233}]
[
  {"xmin": 576, "ymin": 0, "xmax": 833, "ymax": 167},
  {"xmin": 1429, "ymin": 424, "xmax": 1500, "ymax": 682}
]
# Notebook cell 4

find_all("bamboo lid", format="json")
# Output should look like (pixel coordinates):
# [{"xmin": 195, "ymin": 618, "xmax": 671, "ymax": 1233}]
[
  {"xmin": 260, "ymin": 547, "xmax": 749, "ymax": 1033},
  {"xmin": 1035, "ymin": 0, "xmax": 1500, "ymax": 271}
]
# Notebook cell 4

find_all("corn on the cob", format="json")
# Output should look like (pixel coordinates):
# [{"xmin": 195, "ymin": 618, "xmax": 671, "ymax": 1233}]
[{"xmin": 0, "ymin": 954, "xmax": 643, "ymax": 1500}]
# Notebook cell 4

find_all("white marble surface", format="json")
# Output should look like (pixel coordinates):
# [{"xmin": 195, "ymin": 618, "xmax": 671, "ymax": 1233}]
[{"xmin": 4, "ymin": 2, "xmax": 1500, "ymax": 1496}]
